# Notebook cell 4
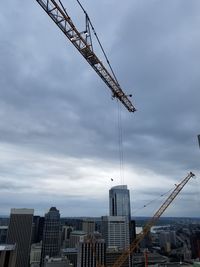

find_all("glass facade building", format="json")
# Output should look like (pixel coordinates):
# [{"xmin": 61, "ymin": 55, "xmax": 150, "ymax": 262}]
[
  {"xmin": 109, "ymin": 185, "xmax": 131, "ymax": 220},
  {"xmin": 41, "ymin": 207, "xmax": 60, "ymax": 266}
]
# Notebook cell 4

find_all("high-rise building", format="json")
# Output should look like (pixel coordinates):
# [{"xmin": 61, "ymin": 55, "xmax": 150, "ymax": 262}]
[
  {"xmin": 109, "ymin": 185, "xmax": 131, "ymax": 220},
  {"xmin": 41, "ymin": 207, "xmax": 61, "ymax": 266},
  {"xmin": 109, "ymin": 185, "xmax": 136, "ymax": 248},
  {"xmin": 101, "ymin": 216, "xmax": 130, "ymax": 250},
  {"xmin": 77, "ymin": 234, "xmax": 106, "ymax": 267},
  {"xmin": 6, "ymin": 208, "xmax": 34, "ymax": 267}
]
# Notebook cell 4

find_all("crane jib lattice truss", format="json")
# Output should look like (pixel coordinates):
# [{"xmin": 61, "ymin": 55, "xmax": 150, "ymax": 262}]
[{"xmin": 36, "ymin": 0, "xmax": 136, "ymax": 112}]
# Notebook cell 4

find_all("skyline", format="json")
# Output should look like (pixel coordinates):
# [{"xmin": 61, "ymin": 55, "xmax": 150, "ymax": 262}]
[{"xmin": 0, "ymin": 0, "xmax": 200, "ymax": 217}]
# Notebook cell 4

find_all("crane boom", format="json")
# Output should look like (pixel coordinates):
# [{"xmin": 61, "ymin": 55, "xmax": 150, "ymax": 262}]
[
  {"xmin": 112, "ymin": 172, "xmax": 195, "ymax": 267},
  {"xmin": 35, "ymin": 0, "xmax": 136, "ymax": 112}
]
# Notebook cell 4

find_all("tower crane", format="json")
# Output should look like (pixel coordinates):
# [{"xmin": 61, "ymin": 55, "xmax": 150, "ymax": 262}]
[
  {"xmin": 111, "ymin": 171, "xmax": 195, "ymax": 267},
  {"xmin": 35, "ymin": 0, "xmax": 136, "ymax": 112}
]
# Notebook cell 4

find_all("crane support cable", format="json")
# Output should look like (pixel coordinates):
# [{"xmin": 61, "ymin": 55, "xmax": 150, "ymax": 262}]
[
  {"xmin": 112, "ymin": 172, "xmax": 195, "ymax": 267},
  {"xmin": 36, "ymin": 0, "xmax": 136, "ymax": 112},
  {"xmin": 75, "ymin": 0, "xmax": 120, "ymax": 85}
]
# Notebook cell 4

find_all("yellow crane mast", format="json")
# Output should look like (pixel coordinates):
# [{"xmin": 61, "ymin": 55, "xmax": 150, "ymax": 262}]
[
  {"xmin": 35, "ymin": 0, "xmax": 136, "ymax": 112},
  {"xmin": 111, "ymin": 172, "xmax": 195, "ymax": 267}
]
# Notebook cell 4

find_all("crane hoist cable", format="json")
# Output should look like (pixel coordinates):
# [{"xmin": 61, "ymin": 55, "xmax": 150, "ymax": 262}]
[
  {"xmin": 35, "ymin": 0, "xmax": 136, "ymax": 112},
  {"xmin": 117, "ymin": 99, "xmax": 124, "ymax": 185},
  {"xmin": 132, "ymin": 187, "xmax": 174, "ymax": 216}
]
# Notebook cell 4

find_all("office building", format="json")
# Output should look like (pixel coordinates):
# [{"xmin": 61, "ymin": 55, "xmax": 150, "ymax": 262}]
[
  {"xmin": 109, "ymin": 185, "xmax": 136, "ymax": 248},
  {"xmin": 109, "ymin": 185, "xmax": 131, "ymax": 220},
  {"xmin": 0, "ymin": 244, "xmax": 17, "ymax": 267},
  {"xmin": 41, "ymin": 207, "xmax": 61, "ymax": 266},
  {"xmin": 101, "ymin": 216, "xmax": 129, "ymax": 250},
  {"xmin": 68, "ymin": 231, "xmax": 86, "ymax": 248},
  {"xmin": 6, "ymin": 208, "xmax": 34, "ymax": 267},
  {"xmin": 77, "ymin": 235, "xmax": 106, "ymax": 267}
]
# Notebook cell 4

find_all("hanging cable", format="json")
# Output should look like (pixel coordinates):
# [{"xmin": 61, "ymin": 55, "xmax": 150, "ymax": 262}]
[
  {"xmin": 132, "ymin": 188, "xmax": 174, "ymax": 216},
  {"xmin": 58, "ymin": 0, "xmax": 70, "ymax": 17},
  {"xmin": 117, "ymin": 99, "xmax": 124, "ymax": 185}
]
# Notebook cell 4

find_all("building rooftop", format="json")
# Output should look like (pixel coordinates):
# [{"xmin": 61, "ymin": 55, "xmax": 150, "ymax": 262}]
[
  {"xmin": 11, "ymin": 208, "xmax": 34, "ymax": 215},
  {"xmin": 0, "ymin": 244, "xmax": 16, "ymax": 251},
  {"xmin": 110, "ymin": 185, "xmax": 128, "ymax": 190},
  {"xmin": 0, "ymin": 226, "xmax": 8, "ymax": 230}
]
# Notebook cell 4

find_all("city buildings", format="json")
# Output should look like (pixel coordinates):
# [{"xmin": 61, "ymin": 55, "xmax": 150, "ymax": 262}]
[
  {"xmin": 6, "ymin": 208, "xmax": 34, "ymax": 267},
  {"xmin": 41, "ymin": 207, "xmax": 61, "ymax": 266}
]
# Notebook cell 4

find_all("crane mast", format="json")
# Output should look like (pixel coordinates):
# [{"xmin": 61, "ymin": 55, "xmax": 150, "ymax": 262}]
[
  {"xmin": 35, "ymin": 0, "xmax": 136, "ymax": 112},
  {"xmin": 112, "ymin": 172, "xmax": 195, "ymax": 267}
]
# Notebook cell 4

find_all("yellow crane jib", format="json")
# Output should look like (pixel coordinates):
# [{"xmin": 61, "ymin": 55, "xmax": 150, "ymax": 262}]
[{"xmin": 35, "ymin": 0, "xmax": 136, "ymax": 112}]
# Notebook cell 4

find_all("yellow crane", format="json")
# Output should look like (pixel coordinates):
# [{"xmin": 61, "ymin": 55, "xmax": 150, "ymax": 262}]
[
  {"xmin": 111, "ymin": 171, "xmax": 195, "ymax": 267},
  {"xmin": 35, "ymin": 0, "xmax": 136, "ymax": 112}
]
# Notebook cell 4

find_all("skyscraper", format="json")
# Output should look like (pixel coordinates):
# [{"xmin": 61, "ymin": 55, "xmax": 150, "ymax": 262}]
[
  {"xmin": 109, "ymin": 185, "xmax": 131, "ymax": 220},
  {"xmin": 41, "ymin": 207, "xmax": 60, "ymax": 266},
  {"xmin": 6, "ymin": 208, "xmax": 34, "ymax": 267},
  {"xmin": 108, "ymin": 185, "xmax": 135, "ymax": 267},
  {"xmin": 77, "ymin": 234, "xmax": 106, "ymax": 267}
]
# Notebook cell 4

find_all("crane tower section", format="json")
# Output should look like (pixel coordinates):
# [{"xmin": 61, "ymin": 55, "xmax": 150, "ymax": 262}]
[{"xmin": 36, "ymin": 0, "xmax": 136, "ymax": 112}]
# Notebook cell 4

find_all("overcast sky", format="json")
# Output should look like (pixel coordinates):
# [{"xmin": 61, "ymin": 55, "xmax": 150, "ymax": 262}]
[{"xmin": 0, "ymin": 0, "xmax": 200, "ymax": 218}]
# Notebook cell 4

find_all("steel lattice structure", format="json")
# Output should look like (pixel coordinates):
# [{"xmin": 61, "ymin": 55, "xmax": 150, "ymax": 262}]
[{"xmin": 36, "ymin": 0, "xmax": 136, "ymax": 112}]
